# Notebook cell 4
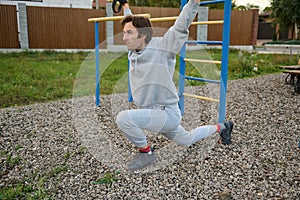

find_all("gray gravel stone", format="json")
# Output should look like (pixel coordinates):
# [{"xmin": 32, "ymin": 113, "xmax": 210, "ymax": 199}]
[{"xmin": 0, "ymin": 73, "xmax": 299, "ymax": 199}]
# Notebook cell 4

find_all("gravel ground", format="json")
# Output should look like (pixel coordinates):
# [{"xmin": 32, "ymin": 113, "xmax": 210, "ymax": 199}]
[{"xmin": 1, "ymin": 73, "xmax": 299, "ymax": 199}]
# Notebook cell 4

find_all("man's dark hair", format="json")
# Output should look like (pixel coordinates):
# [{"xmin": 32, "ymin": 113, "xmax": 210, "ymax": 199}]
[{"xmin": 121, "ymin": 15, "xmax": 153, "ymax": 44}]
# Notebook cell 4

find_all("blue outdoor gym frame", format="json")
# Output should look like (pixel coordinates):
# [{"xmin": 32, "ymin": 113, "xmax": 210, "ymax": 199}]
[
  {"xmin": 178, "ymin": 0, "xmax": 232, "ymax": 123},
  {"xmin": 92, "ymin": 0, "xmax": 232, "ymax": 123}
]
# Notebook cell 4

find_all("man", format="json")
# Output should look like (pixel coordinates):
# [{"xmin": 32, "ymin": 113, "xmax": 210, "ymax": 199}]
[{"xmin": 115, "ymin": 0, "xmax": 234, "ymax": 171}]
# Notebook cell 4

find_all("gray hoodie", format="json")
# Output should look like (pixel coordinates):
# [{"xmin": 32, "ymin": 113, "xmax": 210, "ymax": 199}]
[{"xmin": 127, "ymin": 1, "xmax": 199, "ymax": 108}]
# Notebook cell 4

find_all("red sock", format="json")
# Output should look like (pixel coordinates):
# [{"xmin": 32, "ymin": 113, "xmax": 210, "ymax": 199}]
[
  {"xmin": 216, "ymin": 124, "xmax": 221, "ymax": 133},
  {"xmin": 139, "ymin": 145, "xmax": 151, "ymax": 153}
]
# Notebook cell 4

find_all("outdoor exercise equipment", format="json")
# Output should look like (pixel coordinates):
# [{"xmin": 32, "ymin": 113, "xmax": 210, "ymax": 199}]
[
  {"xmin": 178, "ymin": 0, "xmax": 232, "ymax": 123},
  {"xmin": 88, "ymin": 0, "xmax": 232, "ymax": 123}
]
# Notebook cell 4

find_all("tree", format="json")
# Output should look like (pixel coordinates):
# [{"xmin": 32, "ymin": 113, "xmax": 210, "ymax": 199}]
[
  {"xmin": 204, "ymin": 0, "xmax": 238, "ymax": 10},
  {"xmin": 234, "ymin": 5, "xmax": 247, "ymax": 11},
  {"xmin": 263, "ymin": 6, "xmax": 272, "ymax": 13},
  {"xmin": 234, "ymin": 3, "xmax": 259, "ymax": 11},
  {"xmin": 129, "ymin": 0, "xmax": 180, "ymax": 7},
  {"xmin": 271, "ymin": 0, "xmax": 300, "ymax": 40}
]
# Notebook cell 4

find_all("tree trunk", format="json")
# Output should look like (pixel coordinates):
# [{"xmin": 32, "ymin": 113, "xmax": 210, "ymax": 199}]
[{"xmin": 296, "ymin": 22, "xmax": 300, "ymax": 40}]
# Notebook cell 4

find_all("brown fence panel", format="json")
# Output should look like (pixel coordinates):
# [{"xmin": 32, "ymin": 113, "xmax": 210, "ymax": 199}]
[
  {"xmin": 208, "ymin": 9, "xmax": 254, "ymax": 45},
  {"xmin": 27, "ymin": 6, "xmax": 106, "ymax": 49},
  {"xmin": 0, "ymin": 5, "xmax": 19, "ymax": 48},
  {"xmin": 207, "ymin": 9, "xmax": 223, "ymax": 43},
  {"xmin": 230, "ymin": 10, "xmax": 254, "ymax": 45}
]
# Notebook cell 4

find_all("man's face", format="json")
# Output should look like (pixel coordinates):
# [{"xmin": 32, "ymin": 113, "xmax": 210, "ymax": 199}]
[{"xmin": 123, "ymin": 22, "xmax": 146, "ymax": 51}]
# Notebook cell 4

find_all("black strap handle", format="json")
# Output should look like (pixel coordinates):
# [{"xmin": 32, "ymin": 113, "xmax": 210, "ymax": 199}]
[{"xmin": 112, "ymin": 0, "xmax": 128, "ymax": 13}]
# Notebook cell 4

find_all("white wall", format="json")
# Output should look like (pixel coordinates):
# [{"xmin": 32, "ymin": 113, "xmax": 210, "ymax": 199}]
[{"xmin": 0, "ymin": 0, "xmax": 92, "ymax": 8}]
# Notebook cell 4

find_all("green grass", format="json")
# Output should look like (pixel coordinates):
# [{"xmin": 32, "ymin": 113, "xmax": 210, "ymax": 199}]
[
  {"xmin": 92, "ymin": 171, "xmax": 120, "ymax": 187},
  {"xmin": 0, "ymin": 182, "xmax": 36, "ymax": 200},
  {"xmin": 0, "ymin": 49, "xmax": 298, "ymax": 109},
  {"xmin": 263, "ymin": 40, "xmax": 300, "ymax": 45},
  {"xmin": 0, "ymin": 51, "xmax": 88, "ymax": 108},
  {"xmin": 0, "ymin": 165, "xmax": 68, "ymax": 199},
  {"xmin": 0, "ymin": 143, "xmax": 70, "ymax": 199}
]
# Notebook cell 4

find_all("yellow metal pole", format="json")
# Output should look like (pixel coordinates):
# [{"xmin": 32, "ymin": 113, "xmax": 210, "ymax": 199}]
[
  {"xmin": 184, "ymin": 58, "xmax": 222, "ymax": 65},
  {"xmin": 89, "ymin": 15, "xmax": 223, "ymax": 25},
  {"xmin": 149, "ymin": 16, "xmax": 178, "ymax": 22},
  {"xmin": 183, "ymin": 93, "xmax": 219, "ymax": 103},
  {"xmin": 191, "ymin": 20, "xmax": 223, "ymax": 25},
  {"xmin": 150, "ymin": 17, "xmax": 223, "ymax": 25},
  {"xmin": 88, "ymin": 14, "xmax": 151, "ymax": 22}
]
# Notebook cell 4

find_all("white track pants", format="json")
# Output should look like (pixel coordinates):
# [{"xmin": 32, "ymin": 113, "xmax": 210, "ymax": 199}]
[{"xmin": 116, "ymin": 105, "xmax": 218, "ymax": 148}]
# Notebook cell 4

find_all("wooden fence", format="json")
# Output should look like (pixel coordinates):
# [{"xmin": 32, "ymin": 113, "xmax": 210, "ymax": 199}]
[
  {"xmin": 0, "ymin": 4, "xmax": 258, "ymax": 49},
  {"xmin": 0, "ymin": 5, "xmax": 19, "ymax": 48},
  {"xmin": 27, "ymin": 6, "xmax": 106, "ymax": 49},
  {"xmin": 208, "ymin": 9, "xmax": 258, "ymax": 45}
]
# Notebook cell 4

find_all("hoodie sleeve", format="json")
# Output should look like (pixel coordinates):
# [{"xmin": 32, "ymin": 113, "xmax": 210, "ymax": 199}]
[
  {"xmin": 159, "ymin": 0, "xmax": 200, "ymax": 53},
  {"xmin": 124, "ymin": 7, "xmax": 133, "ymax": 16}
]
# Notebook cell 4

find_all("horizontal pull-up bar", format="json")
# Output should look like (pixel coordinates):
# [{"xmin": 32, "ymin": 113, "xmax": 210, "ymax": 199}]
[
  {"xmin": 184, "ymin": 58, "xmax": 222, "ymax": 65},
  {"xmin": 183, "ymin": 93, "xmax": 219, "ymax": 103},
  {"xmin": 149, "ymin": 16, "xmax": 177, "ymax": 22},
  {"xmin": 192, "ymin": 20, "xmax": 223, "ymax": 25},
  {"xmin": 88, "ymin": 14, "xmax": 151, "ymax": 22},
  {"xmin": 150, "ymin": 17, "xmax": 223, "ymax": 25},
  {"xmin": 88, "ymin": 15, "xmax": 223, "ymax": 25}
]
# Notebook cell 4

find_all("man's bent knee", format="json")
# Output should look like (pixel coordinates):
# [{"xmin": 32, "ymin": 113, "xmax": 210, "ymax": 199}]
[{"xmin": 116, "ymin": 110, "xmax": 130, "ymax": 130}]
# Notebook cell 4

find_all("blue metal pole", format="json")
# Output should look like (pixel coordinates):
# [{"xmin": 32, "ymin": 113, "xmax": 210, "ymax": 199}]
[
  {"xmin": 178, "ymin": 0, "xmax": 187, "ymax": 115},
  {"xmin": 95, "ymin": 22, "xmax": 100, "ymax": 106},
  {"xmin": 128, "ymin": 59, "xmax": 133, "ymax": 102},
  {"xmin": 180, "ymin": 0, "xmax": 187, "ymax": 9},
  {"xmin": 200, "ymin": 0, "xmax": 225, "ymax": 6},
  {"xmin": 178, "ymin": 45, "xmax": 186, "ymax": 115},
  {"xmin": 218, "ymin": 0, "xmax": 232, "ymax": 123},
  {"xmin": 186, "ymin": 40, "xmax": 222, "ymax": 45},
  {"xmin": 185, "ymin": 76, "xmax": 220, "ymax": 84}
]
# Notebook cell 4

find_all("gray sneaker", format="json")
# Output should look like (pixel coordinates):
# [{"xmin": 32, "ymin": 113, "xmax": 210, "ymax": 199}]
[
  {"xmin": 220, "ymin": 121, "xmax": 234, "ymax": 145},
  {"xmin": 125, "ymin": 149, "xmax": 156, "ymax": 171}
]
